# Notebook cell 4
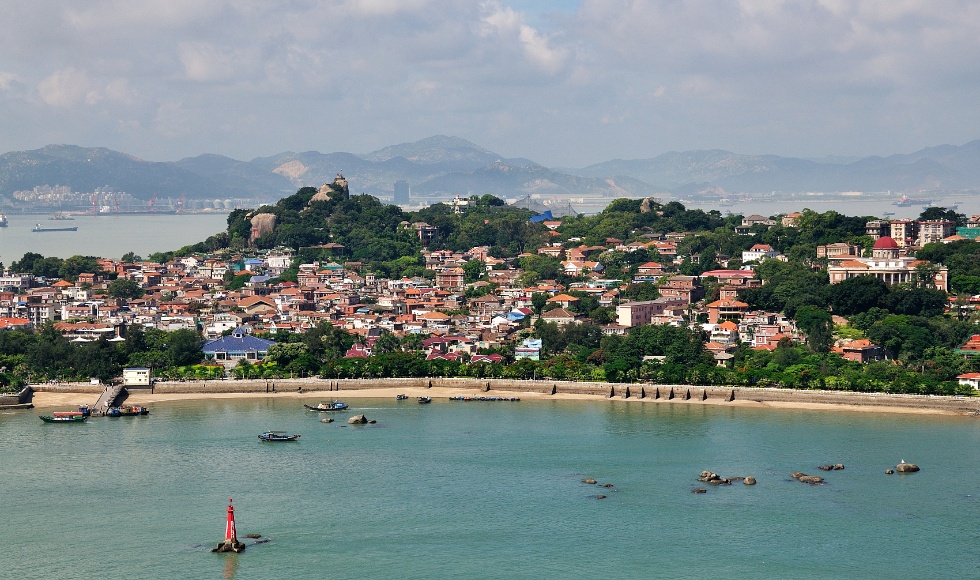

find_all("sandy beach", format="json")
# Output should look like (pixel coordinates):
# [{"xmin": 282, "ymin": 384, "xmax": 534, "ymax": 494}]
[{"xmin": 27, "ymin": 385, "xmax": 977, "ymax": 417}]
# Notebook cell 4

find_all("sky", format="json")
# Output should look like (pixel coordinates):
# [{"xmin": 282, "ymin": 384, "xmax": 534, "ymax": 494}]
[{"xmin": 1, "ymin": 0, "xmax": 978, "ymax": 167}]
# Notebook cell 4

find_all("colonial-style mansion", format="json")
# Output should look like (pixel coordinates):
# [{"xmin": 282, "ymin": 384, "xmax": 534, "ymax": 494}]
[{"xmin": 826, "ymin": 236, "xmax": 948, "ymax": 291}]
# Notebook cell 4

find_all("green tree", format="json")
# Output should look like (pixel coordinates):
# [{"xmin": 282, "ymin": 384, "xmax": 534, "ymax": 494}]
[
  {"xmin": 828, "ymin": 276, "xmax": 888, "ymax": 315},
  {"xmin": 462, "ymin": 259, "xmax": 486, "ymax": 283},
  {"xmin": 372, "ymin": 331, "xmax": 401, "ymax": 355},
  {"xmin": 107, "ymin": 278, "xmax": 145, "ymax": 299}
]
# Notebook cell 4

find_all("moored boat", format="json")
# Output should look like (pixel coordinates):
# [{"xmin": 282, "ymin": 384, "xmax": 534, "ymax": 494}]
[
  {"xmin": 396, "ymin": 394, "xmax": 409, "ymax": 400},
  {"xmin": 106, "ymin": 405, "xmax": 150, "ymax": 417},
  {"xmin": 39, "ymin": 411, "xmax": 88, "ymax": 423},
  {"xmin": 258, "ymin": 431, "xmax": 300, "ymax": 442},
  {"xmin": 417, "ymin": 396, "xmax": 432, "ymax": 404},
  {"xmin": 304, "ymin": 401, "xmax": 349, "ymax": 411}
]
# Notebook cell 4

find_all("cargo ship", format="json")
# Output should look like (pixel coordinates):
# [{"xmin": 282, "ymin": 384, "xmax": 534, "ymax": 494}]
[
  {"xmin": 894, "ymin": 195, "xmax": 933, "ymax": 207},
  {"xmin": 32, "ymin": 223, "xmax": 78, "ymax": 232}
]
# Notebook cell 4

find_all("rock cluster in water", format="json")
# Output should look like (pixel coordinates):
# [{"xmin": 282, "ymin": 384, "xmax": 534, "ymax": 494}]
[
  {"xmin": 347, "ymin": 414, "xmax": 376, "ymax": 424},
  {"xmin": 581, "ymin": 477, "xmax": 615, "ymax": 498},
  {"xmin": 791, "ymin": 472, "xmax": 824, "ymax": 485},
  {"xmin": 818, "ymin": 464, "xmax": 845, "ymax": 471},
  {"xmin": 697, "ymin": 470, "xmax": 756, "ymax": 486}
]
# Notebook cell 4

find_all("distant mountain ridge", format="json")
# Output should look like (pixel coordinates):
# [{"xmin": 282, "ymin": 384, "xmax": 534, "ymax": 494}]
[
  {"xmin": 573, "ymin": 140, "xmax": 980, "ymax": 193},
  {"xmin": 1, "ymin": 138, "xmax": 978, "ymax": 203}
]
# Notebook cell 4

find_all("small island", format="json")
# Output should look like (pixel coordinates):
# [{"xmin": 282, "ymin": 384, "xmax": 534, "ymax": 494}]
[{"xmin": 1, "ymin": 186, "xmax": 979, "ymax": 408}]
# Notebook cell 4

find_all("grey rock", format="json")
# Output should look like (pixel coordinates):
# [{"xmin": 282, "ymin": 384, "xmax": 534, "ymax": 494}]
[
  {"xmin": 347, "ymin": 414, "xmax": 368, "ymax": 424},
  {"xmin": 743, "ymin": 476, "xmax": 757, "ymax": 485}
]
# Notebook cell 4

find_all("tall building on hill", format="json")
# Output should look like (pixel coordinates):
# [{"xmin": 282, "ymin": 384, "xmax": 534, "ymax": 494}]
[
  {"xmin": 827, "ymin": 236, "xmax": 948, "ymax": 291},
  {"xmin": 394, "ymin": 180, "xmax": 410, "ymax": 205}
]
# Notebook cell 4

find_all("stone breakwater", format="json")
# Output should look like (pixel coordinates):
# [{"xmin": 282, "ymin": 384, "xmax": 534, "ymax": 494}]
[
  {"xmin": 0, "ymin": 386, "xmax": 34, "ymax": 407},
  {"xmin": 32, "ymin": 378, "xmax": 978, "ymax": 414}
]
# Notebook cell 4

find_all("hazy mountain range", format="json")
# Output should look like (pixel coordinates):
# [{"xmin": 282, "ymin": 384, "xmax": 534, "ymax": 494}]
[{"xmin": 1, "ymin": 136, "xmax": 978, "ymax": 202}]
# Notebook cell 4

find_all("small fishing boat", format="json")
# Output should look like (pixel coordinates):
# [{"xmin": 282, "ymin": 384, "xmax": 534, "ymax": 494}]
[
  {"xmin": 396, "ymin": 394, "xmax": 409, "ymax": 400},
  {"xmin": 258, "ymin": 431, "xmax": 301, "ymax": 442},
  {"xmin": 39, "ymin": 411, "xmax": 88, "ymax": 423},
  {"xmin": 304, "ymin": 401, "xmax": 349, "ymax": 411},
  {"xmin": 417, "ymin": 396, "xmax": 432, "ymax": 404}
]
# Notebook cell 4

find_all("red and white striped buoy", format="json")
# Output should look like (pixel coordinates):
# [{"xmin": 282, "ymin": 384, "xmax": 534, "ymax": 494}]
[
  {"xmin": 212, "ymin": 498, "xmax": 245, "ymax": 553},
  {"xmin": 225, "ymin": 499, "xmax": 237, "ymax": 542}
]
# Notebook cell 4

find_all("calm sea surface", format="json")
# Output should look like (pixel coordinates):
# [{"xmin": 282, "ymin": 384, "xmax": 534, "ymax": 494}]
[
  {"xmin": 0, "ymin": 213, "xmax": 229, "ymax": 264},
  {"xmin": 1, "ymin": 194, "xmax": 976, "ymax": 266},
  {"xmin": 2, "ymin": 398, "xmax": 977, "ymax": 579}
]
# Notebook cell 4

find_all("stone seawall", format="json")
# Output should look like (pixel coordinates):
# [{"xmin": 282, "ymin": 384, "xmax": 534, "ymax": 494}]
[
  {"xmin": 0, "ymin": 386, "xmax": 34, "ymax": 406},
  {"xmin": 129, "ymin": 378, "xmax": 980, "ymax": 413},
  {"xmin": 32, "ymin": 383, "xmax": 107, "ymax": 395}
]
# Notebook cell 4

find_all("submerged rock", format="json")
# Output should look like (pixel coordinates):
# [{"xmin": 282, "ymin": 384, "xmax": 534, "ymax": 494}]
[
  {"xmin": 211, "ymin": 540, "xmax": 245, "ymax": 553},
  {"xmin": 885, "ymin": 469, "xmax": 895, "ymax": 475},
  {"xmin": 582, "ymin": 478, "xmax": 597, "ymax": 485},
  {"xmin": 595, "ymin": 494, "xmax": 607, "ymax": 500},
  {"xmin": 320, "ymin": 417, "xmax": 333, "ymax": 423},
  {"xmin": 791, "ymin": 472, "xmax": 824, "ymax": 485},
  {"xmin": 692, "ymin": 488, "xmax": 707, "ymax": 494},
  {"xmin": 245, "ymin": 533, "xmax": 261, "ymax": 539}
]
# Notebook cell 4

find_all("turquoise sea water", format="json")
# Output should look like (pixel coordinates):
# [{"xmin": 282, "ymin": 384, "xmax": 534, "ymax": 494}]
[{"xmin": 2, "ymin": 398, "xmax": 978, "ymax": 579}]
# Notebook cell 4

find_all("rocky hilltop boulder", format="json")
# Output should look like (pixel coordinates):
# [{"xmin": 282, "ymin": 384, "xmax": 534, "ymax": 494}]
[{"xmin": 249, "ymin": 213, "xmax": 277, "ymax": 242}]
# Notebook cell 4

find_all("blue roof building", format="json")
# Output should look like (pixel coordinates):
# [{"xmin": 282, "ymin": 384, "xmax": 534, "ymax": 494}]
[{"xmin": 203, "ymin": 328, "xmax": 276, "ymax": 367}]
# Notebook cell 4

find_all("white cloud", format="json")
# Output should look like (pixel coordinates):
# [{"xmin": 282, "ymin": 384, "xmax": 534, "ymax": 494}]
[
  {"xmin": 338, "ymin": 0, "xmax": 434, "ymax": 17},
  {"xmin": 153, "ymin": 102, "xmax": 191, "ymax": 138},
  {"xmin": 2, "ymin": 1, "xmax": 980, "ymax": 164},
  {"xmin": 37, "ymin": 68, "xmax": 92, "ymax": 107},
  {"xmin": 480, "ymin": 2, "xmax": 568, "ymax": 73},
  {"xmin": 0, "ymin": 71, "xmax": 21, "ymax": 92},
  {"xmin": 178, "ymin": 42, "xmax": 243, "ymax": 83}
]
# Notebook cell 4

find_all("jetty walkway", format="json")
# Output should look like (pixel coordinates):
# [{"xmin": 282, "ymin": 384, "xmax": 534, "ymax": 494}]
[{"xmin": 92, "ymin": 385, "xmax": 127, "ymax": 414}]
